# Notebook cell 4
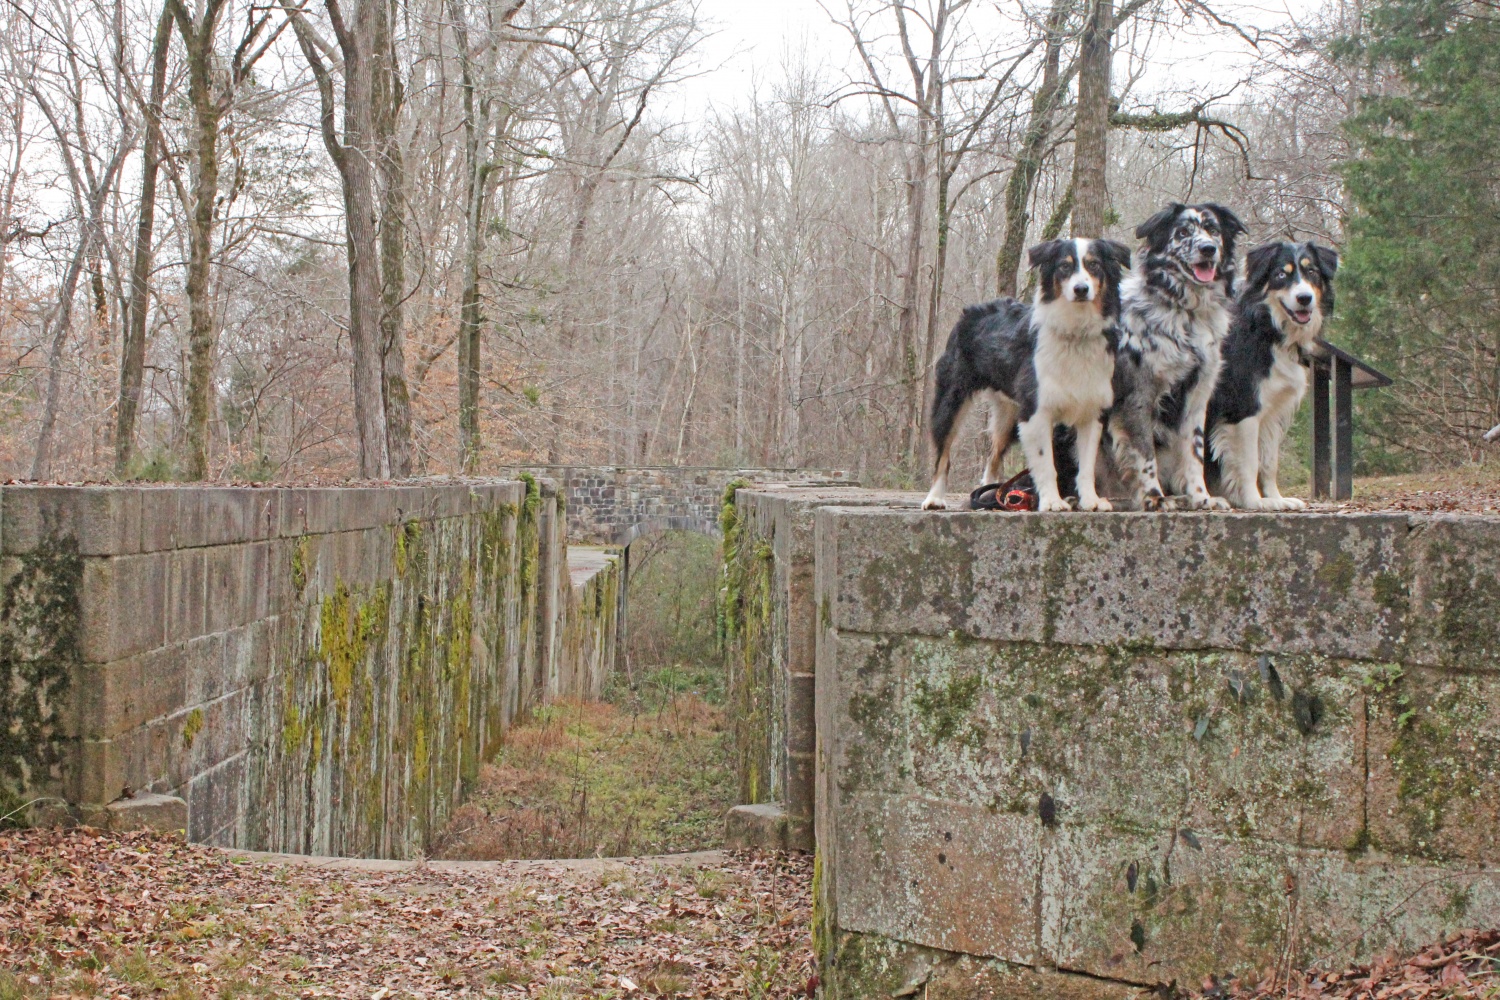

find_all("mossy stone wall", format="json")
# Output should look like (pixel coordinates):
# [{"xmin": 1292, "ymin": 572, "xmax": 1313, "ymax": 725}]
[
  {"xmin": 722, "ymin": 487, "xmax": 921, "ymax": 850},
  {"xmin": 799, "ymin": 501, "xmax": 1500, "ymax": 998},
  {"xmin": 0, "ymin": 480, "xmax": 619, "ymax": 858}
]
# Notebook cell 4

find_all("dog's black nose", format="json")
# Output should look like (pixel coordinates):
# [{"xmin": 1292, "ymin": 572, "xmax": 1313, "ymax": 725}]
[
  {"xmin": 1296, "ymin": 291, "xmax": 1313, "ymax": 307},
  {"xmin": 1196, "ymin": 241, "xmax": 1218, "ymax": 258},
  {"xmin": 1073, "ymin": 282, "xmax": 1091, "ymax": 298}
]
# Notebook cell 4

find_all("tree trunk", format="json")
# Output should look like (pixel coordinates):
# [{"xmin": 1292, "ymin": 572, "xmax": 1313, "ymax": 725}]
[
  {"xmin": 338, "ymin": 0, "xmax": 391, "ymax": 478},
  {"xmin": 451, "ymin": 0, "xmax": 485, "ymax": 473},
  {"xmin": 374, "ymin": 0, "xmax": 411, "ymax": 477},
  {"xmin": 116, "ymin": 6, "xmax": 172, "ymax": 476},
  {"xmin": 178, "ymin": 4, "xmax": 226, "ymax": 481},
  {"xmin": 1071, "ymin": 0, "xmax": 1113, "ymax": 238},
  {"xmin": 897, "ymin": 141, "xmax": 928, "ymax": 468},
  {"xmin": 995, "ymin": 0, "xmax": 1070, "ymax": 296},
  {"xmin": 32, "ymin": 143, "xmax": 131, "ymax": 481}
]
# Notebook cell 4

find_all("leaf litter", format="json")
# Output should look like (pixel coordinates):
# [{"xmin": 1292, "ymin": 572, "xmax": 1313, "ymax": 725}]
[{"xmin": 0, "ymin": 827, "xmax": 813, "ymax": 998}]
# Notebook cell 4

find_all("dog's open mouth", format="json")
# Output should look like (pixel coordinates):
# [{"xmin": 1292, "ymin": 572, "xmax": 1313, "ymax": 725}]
[
  {"xmin": 1191, "ymin": 263, "xmax": 1217, "ymax": 284},
  {"xmin": 1290, "ymin": 308, "xmax": 1313, "ymax": 325}
]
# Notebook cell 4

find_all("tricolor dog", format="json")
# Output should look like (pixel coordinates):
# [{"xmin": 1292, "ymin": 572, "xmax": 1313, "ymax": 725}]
[
  {"xmin": 1107, "ymin": 202, "xmax": 1246, "ymax": 509},
  {"xmin": 923, "ymin": 237, "xmax": 1132, "ymax": 512},
  {"xmin": 1207, "ymin": 240, "xmax": 1339, "ymax": 510}
]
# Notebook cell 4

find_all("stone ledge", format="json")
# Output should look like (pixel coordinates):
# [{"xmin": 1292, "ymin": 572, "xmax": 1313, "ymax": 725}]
[{"xmin": 724, "ymin": 802, "xmax": 812, "ymax": 852}]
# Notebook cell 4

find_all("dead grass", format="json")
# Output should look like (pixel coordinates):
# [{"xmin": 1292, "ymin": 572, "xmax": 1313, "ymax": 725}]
[{"xmin": 432, "ymin": 696, "xmax": 734, "ymax": 861}]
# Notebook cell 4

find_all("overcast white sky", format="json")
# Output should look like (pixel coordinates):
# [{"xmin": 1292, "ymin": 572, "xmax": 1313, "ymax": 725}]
[{"xmin": 677, "ymin": 0, "xmax": 1324, "ymax": 124}]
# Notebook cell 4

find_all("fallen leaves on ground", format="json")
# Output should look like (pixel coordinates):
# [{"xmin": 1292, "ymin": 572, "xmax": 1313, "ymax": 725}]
[
  {"xmin": 1190, "ymin": 929, "xmax": 1500, "ymax": 999},
  {"xmin": 1324, "ymin": 467, "xmax": 1500, "ymax": 514},
  {"xmin": 0, "ymin": 827, "xmax": 814, "ymax": 999}
]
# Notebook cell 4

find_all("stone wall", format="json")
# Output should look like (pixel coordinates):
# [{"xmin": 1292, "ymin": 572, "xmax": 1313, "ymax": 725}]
[
  {"xmin": 501, "ymin": 466, "xmax": 853, "ymax": 545},
  {"xmin": 731, "ymin": 488, "xmax": 1500, "ymax": 997},
  {"xmin": 0, "ymin": 479, "xmax": 619, "ymax": 858},
  {"xmin": 721, "ymin": 487, "xmax": 919, "ymax": 851}
]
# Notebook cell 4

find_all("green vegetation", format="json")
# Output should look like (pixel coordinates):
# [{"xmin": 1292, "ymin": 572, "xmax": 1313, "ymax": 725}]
[
  {"xmin": 433, "ymin": 696, "xmax": 734, "ymax": 859},
  {"xmin": 0, "ymin": 534, "xmax": 83, "ymax": 827},
  {"xmin": 1337, "ymin": 0, "xmax": 1500, "ymax": 469},
  {"xmin": 615, "ymin": 530, "xmax": 723, "ymax": 707}
]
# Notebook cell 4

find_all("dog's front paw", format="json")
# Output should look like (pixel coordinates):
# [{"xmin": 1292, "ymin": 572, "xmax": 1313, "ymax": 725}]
[
  {"xmin": 1078, "ymin": 496, "xmax": 1113, "ymax": 512},
  {"xmin": 1265, "ymin": 496, "xmax": 1306, "ymax": 512},
  {"xmin": 1039, "ymin": 496, "xmax": 1072, "ymax": 512},
  {"xmin": 1200, "ymin": 495, "xmax": 1232, "ymax": 511},
  {"xmin": 921, "ymin": 496, "xmax": 948, "ymax": 511}
]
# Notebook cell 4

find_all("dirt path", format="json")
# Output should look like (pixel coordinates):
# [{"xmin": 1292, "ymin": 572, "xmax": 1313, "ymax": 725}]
[{"xmin": 1, "ymin": 828, "xmax": 814, "ymax": 999}]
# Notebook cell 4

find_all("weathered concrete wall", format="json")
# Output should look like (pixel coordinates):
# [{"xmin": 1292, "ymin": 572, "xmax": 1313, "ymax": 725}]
[
  {"xmin": 0, "ymin": 479, "xmax": 619, "ymax": 858},
  {"xmin": 501, "ymin": 466, "xmax": 853, "ymax": 545},
  {"xmin": 721, "ymin": 487, "xmax": 921, "ymax": 851},
  {"xmin": 786, "ymin": 497, "xmax": 1500, "ymax": 997}
]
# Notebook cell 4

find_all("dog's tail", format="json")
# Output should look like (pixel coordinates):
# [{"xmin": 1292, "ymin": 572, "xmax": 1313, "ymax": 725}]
[
  {"xmin": 929, "ymin": 352, "xmax": 971, "ymax": 473},
  {"xmin": 1485, "ymin": 423, "xmax": 1500, "ymax": 444}
]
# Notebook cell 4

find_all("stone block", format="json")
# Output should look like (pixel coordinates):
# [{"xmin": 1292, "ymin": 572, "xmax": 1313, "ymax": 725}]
[
  {"xmin": 824, "ymin": 934, "xmax": 1139, "ymax": 1000},
  {"xmin": 787, "ymin": 672, "xmax": 816, "ymax": 755},
  {"xmin": 138, "ymin": 488, "xmax": 179, "ymax": 552},
  {"xmin": 163, "ymin": 690, "xmax": 252, "ymax": 790},
  {"xmin": 724, "ymin": 803, "xmax": 806, "ymax": 851},
  {"xmin": 279, "ymin": 488, "xmax": 340, "ymax": 537},
  {"xmin": 1405, "ymin": 515, "xmax": 1500, "ymax": 671},
  {"xmin": 1367, "ymin": 666, "xmax": 1500, "ymax": 864},
  {"xmin": 67, "ymin": 647, "xmax": 186, "ymax": 739},
  {"xmin": 66, "ymin": 737, "xmax": 129, "ymax": 805},
  {"xmin": 337, "ymin": 487, "xmax": 398, "ymax": 532},
  {"xmin": 186, "ymin": 751, "xmax": 247, "ymax": 842},
  {"xmin": 835, "ymin": 792, "xmax": 1042, "ymax": 964},
  {"xmin": 1, "ymin": 485, "xmax": 143, "ymax": 556},
  {"xmin": 166, "ymin": 548, "xmax": 207, "ymax": 644},
  {"xmin": 100, "ymin": 792, "xmax": 187, "ymax": 833},
  {"xmin": 1043, "ymin": 826, "xmax": 1362, "ymax": 984},
  {"xmin": 79, "ymin": 553, "xmax": 168, "ymax": 662},
  {"xmin": 816, "ymin": 508, "xmax": 1410, "ymax": 661},
  {"xmin": 825, "ymin": 631, "xmax": 1365, "ymax": 849}
]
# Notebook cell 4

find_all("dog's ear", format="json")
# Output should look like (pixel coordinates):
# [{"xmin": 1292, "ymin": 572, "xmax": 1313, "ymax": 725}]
[
  {"xmin": 1203, "ymin": 203, "xmax": 1248, "ymax": 240},
  {"xmin": 1134, "ymin": 203, "xmax": 1184, "ymax": 247},
  {"xmin": 1309, "ymin": 243, "xmax": 1340, "ymax": 281},
  {"xmin": 1097, "ymin": 239, "xmax": 1134, "ymax": 274},
  {"xmin": 1309, "ymin": 242, "xmax": 1339, "ymax": 313},
  {"xmin": 1243, "ymin": 242, "xmax": 1283, "ymax": 296},
  {"xmin": 1027, "ymin": 239, "xmax": 1064, "ymax": 270}
]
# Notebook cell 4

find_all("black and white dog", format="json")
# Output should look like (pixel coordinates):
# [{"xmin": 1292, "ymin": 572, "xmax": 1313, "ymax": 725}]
[
  {"xmin": 1207, "ymin": 241, "xmax": 1338, "ymax": 510},
  {"xmin": 1108, "ymin": 202, "xmax": 1246, "ymax": 509},
  {"xmin": 922, "ymin": 237, "xmax": 1132, "ymax": 512}
]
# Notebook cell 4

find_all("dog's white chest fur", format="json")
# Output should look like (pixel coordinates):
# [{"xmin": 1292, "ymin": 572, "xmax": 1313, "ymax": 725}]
[
  {"xmin": 1260, "ymin": 342, "xmax": 1307, "ymax": 425},
  {"xmin": 1031, "ymin": 302, "xmax": 1114, "ymax": 424},
  {"xmin": 1260, "ymin": 302, "xmax": 1322, "ymax": 430}
]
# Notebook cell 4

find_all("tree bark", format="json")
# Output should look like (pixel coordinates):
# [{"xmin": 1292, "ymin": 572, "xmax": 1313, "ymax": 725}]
[
  {"xmin": 374, "ymin": 0, "xmax": 411, "ymax": 477},
  {"xmin": 116, "ymin": 7, "xmax": 172, "ymax": 476},
  {"xmin": 1071, "ymin": 0, "xmax": 1114, "ymax": 238},
  {"xmin": 31, "ymin": 137, "xmax": 132, "ymax": 481},
  {"xmin": 170, "ymin": 0, "xmax": 230, "ymax": 480},
  {"xmin": 285, "ymin": 0, "xmax": 392, "ymax": 478},
  {"xmin": 995, "ymin": 0, "xmax": 1071, "ymax": 296}
]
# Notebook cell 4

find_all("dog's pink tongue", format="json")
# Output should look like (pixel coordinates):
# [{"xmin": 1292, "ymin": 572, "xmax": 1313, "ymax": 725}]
[{"xmin": 1192, "ymin": 263, "xmax": 1217, "ymax": 283}]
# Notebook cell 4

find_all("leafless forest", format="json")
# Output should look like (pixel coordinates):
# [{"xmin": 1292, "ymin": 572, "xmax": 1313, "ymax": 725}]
[{"xmin": 0, "ymin": 0, "xmax": 1394, "ymax": 484}]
